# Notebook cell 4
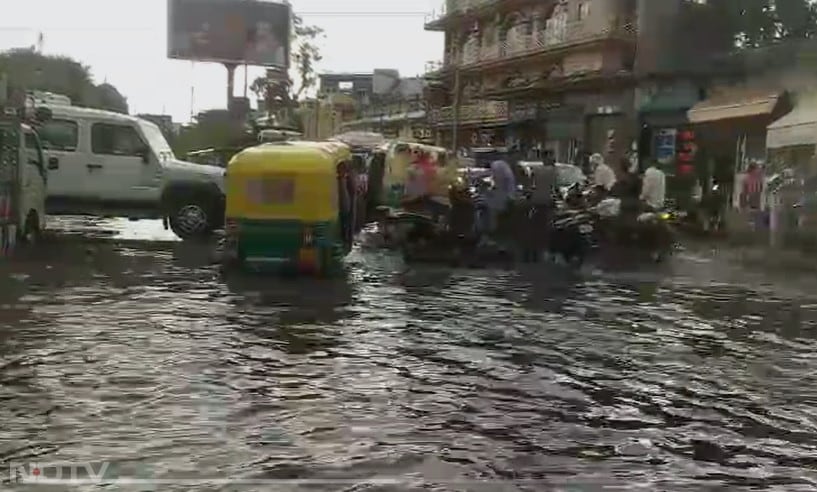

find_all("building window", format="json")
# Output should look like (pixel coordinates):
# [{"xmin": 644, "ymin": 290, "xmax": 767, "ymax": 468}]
[
  {"xmin": 91, "ymin": 123, "xmax": 145, "ymax": 157},
  {"xmin": 38, "ymin": 119, "xmax": 78, "ymax": 152},
  {"xmin": 578, "ymin": 1, "xmax": 590, "ymax": 21}
]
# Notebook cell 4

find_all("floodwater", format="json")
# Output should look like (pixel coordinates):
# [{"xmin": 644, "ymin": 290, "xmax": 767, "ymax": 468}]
[{"xmin": 1, "ymin": 218, "xmax": 817, "ymax": 491}]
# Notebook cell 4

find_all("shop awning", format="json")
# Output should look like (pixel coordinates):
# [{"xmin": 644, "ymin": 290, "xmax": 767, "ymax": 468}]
[
  {"xmin": 767, "ymin": 93, "xmax": 817, "ymax": 149},
  {"xmin": 687, "ymin": 88, "xmax": 782, "ymax": 124}
]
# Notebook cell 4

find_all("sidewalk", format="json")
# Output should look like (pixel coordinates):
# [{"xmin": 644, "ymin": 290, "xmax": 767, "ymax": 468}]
[{"xmin": 688, "ymin": 226, "xmax": 817, "ymax": 274}]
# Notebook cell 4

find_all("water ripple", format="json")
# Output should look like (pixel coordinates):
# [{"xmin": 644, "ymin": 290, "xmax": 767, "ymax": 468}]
[{"xmin": 1, "ymin": 232, "xmax": 817, "ymax": 489}]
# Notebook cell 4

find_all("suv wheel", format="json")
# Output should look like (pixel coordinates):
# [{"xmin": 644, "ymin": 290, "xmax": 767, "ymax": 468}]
[{"xmin": 169, "ymin": 199, "xmax": 215, "ymax": 240}]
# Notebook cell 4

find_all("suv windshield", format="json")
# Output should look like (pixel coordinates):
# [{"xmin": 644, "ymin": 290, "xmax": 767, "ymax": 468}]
[{"xmin": 138, "ymin": 121, "xmax": 175, "ymax": 161}]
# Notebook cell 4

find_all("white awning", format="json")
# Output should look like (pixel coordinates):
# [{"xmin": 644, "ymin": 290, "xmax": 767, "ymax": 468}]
[
  {"xmin": 687, "ymin": 88, "xmax": 781, "ymax": 124},
  {"xmin": 767, "ymin": 94, "xmax": 817, "ymax": 149}
]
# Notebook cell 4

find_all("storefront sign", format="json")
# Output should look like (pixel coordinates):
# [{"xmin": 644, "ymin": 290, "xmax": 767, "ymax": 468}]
[
  {"xmin": 676, "ymin": 129, "xmax": 697, "ymax": 163},
  {"xmin": 412, "ymin": 127, "xmax": 432, "ymax": 141},
  {"xmin": 655, "ymin": 128, "xmax": 677, "ymax": 165}
]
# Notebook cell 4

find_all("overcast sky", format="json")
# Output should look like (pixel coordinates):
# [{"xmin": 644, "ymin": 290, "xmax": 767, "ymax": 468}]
[{"xmin": 0, "ymin": 0, "xmax": 444, "ymax": 122}]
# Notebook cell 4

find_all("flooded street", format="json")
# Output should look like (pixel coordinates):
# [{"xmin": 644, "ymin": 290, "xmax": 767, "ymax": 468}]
[{"xmin": 2, "ymin": 218, "xmax": 817, "ymax": 490}]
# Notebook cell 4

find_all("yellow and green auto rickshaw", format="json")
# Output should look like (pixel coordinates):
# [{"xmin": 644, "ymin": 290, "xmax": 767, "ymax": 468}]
[
  {"xmin": 223, "ymin": 140, "xmax": 358, "ymax": 275},
  {"xmin": 380, "ymin": 141, "xmax": 458, "ymax": 208}
]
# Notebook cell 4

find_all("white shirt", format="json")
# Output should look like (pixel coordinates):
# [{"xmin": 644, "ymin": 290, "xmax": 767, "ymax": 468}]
[
  {"xmin": 490, "ymin": 160, "xmax": 516, "ymax": 198},
  {"xmin": 640, "ymin": 166, "xmax": 666, "ymax": 209},
  {"xmin": 593, "ymin": 163, "xmax": 617, "ymax": 191}
]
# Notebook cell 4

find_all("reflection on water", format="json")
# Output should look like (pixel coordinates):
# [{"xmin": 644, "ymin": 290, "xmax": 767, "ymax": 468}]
[{"xmin": 1, "ymin": 221, "xmax": 817, "ymax": 489}]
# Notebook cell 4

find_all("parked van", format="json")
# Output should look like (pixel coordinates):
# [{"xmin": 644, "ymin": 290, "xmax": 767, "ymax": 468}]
[{"xmin": 36, "ymin": 102, "xmax": 225, "ymax": 240}]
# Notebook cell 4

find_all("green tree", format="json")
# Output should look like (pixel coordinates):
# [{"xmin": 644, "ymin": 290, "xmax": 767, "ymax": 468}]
[
  {"xmin": 251, "ymin": 13, "xmax": 323, "ymax": 126},
  {"xmin": 89, "ymin": 82, "xmax": 128, "ymax": 114},
  {"xmin": 773, "ymin": 0, "xmax": 815, "ymax": 39},
  {"xmin": 737, "ymin": 0, "xmax": 776, "ymax": 47},
  {"xmin": 0, "ymin": 48, "xmax": 128, "ymax": 113}
]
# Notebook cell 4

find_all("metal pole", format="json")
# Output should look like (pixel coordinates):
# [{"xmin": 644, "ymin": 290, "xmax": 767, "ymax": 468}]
[
  {"xmin": 451, "ymin": 65, "xmax": 461, "ymax": 151},
  {"xmin": 243, "ymin": 63, "xmax": 248, "ymax": 99},
  {"xmin": 225, "ymin": 63, "xmax": 237, "ymax": 110}
]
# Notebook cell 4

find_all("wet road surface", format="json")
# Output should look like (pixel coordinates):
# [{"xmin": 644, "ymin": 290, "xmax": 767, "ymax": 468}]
[{"xmin": 1, "ymin": 217, "xmax": 817, "ymax": 490}]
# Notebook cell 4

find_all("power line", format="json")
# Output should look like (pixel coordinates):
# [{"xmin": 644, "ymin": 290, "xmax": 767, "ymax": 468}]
[{"xmin": 296, "ymin": 11, "xmax": 431, "ymax": 16}]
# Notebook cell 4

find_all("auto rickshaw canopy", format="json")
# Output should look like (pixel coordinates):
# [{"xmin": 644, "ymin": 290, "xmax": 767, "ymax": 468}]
[{"xmin": 226, "ymin": 140, "xmax": 353, "ymax": 222}]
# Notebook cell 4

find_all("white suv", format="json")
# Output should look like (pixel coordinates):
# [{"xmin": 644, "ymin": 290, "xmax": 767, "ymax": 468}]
[{"xmin": 37, "ymin": 104, "xmax": 225, "ymax": 240}]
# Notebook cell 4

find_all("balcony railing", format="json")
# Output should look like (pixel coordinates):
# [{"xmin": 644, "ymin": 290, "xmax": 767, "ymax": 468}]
[
  {"xmin": 430, "ymin": 100, "xmax": 508, "ymax": 126},
  {"xmin": 356, "ymin": 100, "xmax": 427, "ymax": 120},
  {"xmin": 424, "ymin": 0, "xmax": 499, "ymax": 26},
  {"xmin": 444, "ymin": 18, "xmax": 636, "ymax": 70}
]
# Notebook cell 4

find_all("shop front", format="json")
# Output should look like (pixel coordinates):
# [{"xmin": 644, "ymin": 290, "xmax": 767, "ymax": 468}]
[
  {"xmin": 581, "ymin": 90, "xmax": 636, "ymax": 169},
  {"xmin": 542, "ymin": 104, "xmax": 585, "ymax": 164},
  {"xmin": 767, "ymin": 92, "xmax": 817, "ymax": 174},
  {"xmin": 637, "ymin": 82, "xmax": 702, "ymax": 169},
  {"xmin": 687, "ymin": 87, "xmax": 789, "ymax": 218},
  {"xmin": 505, "ymin": 101, "xmax": 541, "ymax": 159}
]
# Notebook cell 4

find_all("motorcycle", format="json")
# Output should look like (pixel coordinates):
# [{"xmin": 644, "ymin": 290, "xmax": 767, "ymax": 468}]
[
  {"xmin": 593, "ymin": 198, "xmax": 679, "ymax": 262},
  {"xmin": 548, "ymin": 202, "xmax": 598, "ymax": 266}
]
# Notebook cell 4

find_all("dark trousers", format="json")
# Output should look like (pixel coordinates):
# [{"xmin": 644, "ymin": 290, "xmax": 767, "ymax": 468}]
[{"xmin": 520, "ymin": 203, "xmax": 552, "ymax": 261}]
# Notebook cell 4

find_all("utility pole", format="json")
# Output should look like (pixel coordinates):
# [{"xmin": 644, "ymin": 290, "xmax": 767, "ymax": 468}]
[
  {"xmin": 450, "ymin": 61, "xmax": 461, "ymax": 151},
  {"xmin": 224, "ymin": 63, "xmax": 237, "ymax": 110}
]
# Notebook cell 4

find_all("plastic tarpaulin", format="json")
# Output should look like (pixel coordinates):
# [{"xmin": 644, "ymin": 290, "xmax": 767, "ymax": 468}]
[{"xmin": 767, "ymin": 93, "xmax": 817, "ymax": 149}]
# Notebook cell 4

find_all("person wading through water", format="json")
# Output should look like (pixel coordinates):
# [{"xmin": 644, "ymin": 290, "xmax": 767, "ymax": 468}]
[
  {"xmin": 525, "ymin": 154, "xmax": 557, "ymax": 261},
  {"xmin": 483, "ymin": 157, "xmax": 517, "ymax": 246}
]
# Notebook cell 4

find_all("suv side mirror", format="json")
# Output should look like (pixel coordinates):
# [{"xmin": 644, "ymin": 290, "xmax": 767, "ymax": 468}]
[{"xmin": 137, "ymin": 146, "xmax": 151, "ymax": 164}]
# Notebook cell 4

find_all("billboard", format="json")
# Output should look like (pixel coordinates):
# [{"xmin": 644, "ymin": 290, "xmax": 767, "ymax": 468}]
[{"xmin": 167, "ymin": 0, "xmax": 290, "ymax": 68}]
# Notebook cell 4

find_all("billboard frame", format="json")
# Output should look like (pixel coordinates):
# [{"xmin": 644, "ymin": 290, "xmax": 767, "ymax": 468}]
[{"xmin": 167, "ymin": 0, "xmax": 291, "ymax": 69}]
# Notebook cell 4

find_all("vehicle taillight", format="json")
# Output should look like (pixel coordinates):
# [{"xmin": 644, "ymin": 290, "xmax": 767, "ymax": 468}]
[{"xmin": 303, "ymin": 227, "xmax": 314, "ymax": 246}]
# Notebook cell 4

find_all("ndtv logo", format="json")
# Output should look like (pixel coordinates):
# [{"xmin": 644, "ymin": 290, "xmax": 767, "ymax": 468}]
[{"xmin": 9, "ymin": 462, "xmax": 111, "ymax": 484}]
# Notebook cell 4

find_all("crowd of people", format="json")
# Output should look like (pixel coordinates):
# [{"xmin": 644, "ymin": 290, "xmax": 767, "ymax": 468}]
[
  {"xmin": 468, "ymin": 152, "xmax": 668, "ymax": 241},
  {"xmin": 389, "ymin": 146, "xmax": 672, "ymax": 262}
]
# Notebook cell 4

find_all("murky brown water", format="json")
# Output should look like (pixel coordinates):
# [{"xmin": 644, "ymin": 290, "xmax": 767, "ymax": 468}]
[{"xmin": 2, "ymin": 218, "xmax": 817, "ymax": 491}]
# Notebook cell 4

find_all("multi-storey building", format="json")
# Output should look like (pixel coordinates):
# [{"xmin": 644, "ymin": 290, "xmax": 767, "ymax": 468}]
[
  {"xmin": 304, "ymin": 70, "xmax": 432, "ymax": 142},
  {"xmin": 424, "ymin": 0, "xmax": 726, "ymax": 167},
  {"xmin": 341, "ymin": 76, "xmax": 431, "ymax": 142}
]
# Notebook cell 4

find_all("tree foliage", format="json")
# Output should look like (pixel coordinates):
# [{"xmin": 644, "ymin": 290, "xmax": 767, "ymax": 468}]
[
  {"xmin": 251, "ymin": 14, "xmax": 323, "ymax": 125},
  {"xmin": 709, "ymin": 0, "xmax": 817, "ymax": 48},
  {"xmin": 0, "ymin": 48, "xmax": 128, "ymax": 113}
]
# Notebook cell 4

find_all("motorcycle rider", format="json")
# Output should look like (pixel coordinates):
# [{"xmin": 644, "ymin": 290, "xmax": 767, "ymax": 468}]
[
  {"xmin": 640, "ymin": 160, "xmax": 667, "ymax": 211},
  {"xmin": 486, "ymin": 157, "xmax": 517, "ymax": 238},
  {"xmin": 591, "ymin": 153, "xmax": 617, "ymax": 193},
  {"xmin": 526, "ymin": 154, "xmax": 557, "ymax": 260}
]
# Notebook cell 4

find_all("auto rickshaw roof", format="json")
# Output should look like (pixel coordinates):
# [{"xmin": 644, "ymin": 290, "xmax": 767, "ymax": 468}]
[
  {"xmin": 228, "ymin": 140, "xmax": 352, "ymax": 174},
  {"xmin": 388, "ymin": 141, "xmax": 447, "ymax": 155}
]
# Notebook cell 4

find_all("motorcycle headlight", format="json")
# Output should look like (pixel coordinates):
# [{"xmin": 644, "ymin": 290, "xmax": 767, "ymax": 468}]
[{"xmin": 660, "ymin": 212, "xmax": 671, "ymax": 220}]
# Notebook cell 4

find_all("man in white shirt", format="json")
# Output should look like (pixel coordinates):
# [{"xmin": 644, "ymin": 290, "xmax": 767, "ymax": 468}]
[
  {"xmin": 485, "ymin": 159, "xmax": 516, "ymax": 234},
  {"xmin": 640, "ymin": 163, "xmax": 666, "ymax": 210},
  {"xmin": 590, "ymin": 153, "xmax": 616, "ymax": 191}
]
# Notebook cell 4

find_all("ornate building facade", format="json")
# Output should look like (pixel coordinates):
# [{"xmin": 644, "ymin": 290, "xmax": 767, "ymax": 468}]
[{"xmin": 424, "ymin": 0, "xmax": 724, "ymax": 167}]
